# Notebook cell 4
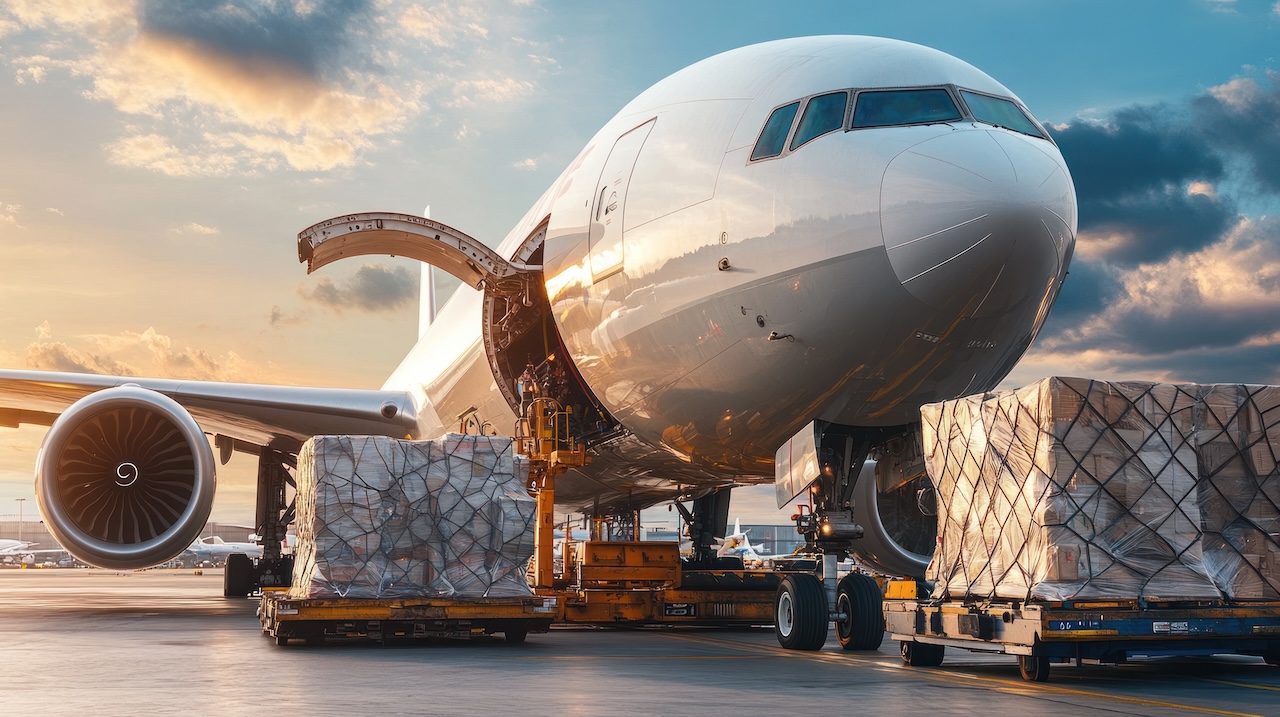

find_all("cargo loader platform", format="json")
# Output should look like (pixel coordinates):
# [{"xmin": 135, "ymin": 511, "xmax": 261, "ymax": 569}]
[
  {"xmin": 883, "ymin": 580, "xmax": 1280, "ymax": 682},
  {"xmin": 259, "ymin": 591, "xmax": 557, "ymax": 646}
]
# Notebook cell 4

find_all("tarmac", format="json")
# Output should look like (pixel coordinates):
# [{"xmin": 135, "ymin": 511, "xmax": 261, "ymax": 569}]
[{"xmin": 2, "ymin": 568, "xmax": 1279, "ymax": 716}]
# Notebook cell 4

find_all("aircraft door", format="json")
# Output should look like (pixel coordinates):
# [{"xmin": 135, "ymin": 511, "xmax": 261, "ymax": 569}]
[{"xmin": 589, "ymin": 119, "xmax": 654, "ymax": 281}]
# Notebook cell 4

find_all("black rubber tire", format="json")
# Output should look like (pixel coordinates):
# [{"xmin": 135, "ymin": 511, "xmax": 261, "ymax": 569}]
[
  {"xmin": 223, "ymin": 553, "xmax": 254, "ymax": 598},
  {"xmin": 774, "ymin": 574, "xmax": 829, "ymax": 650},
  {"xmin": 504, "ymin": 622, "xmax": 530, "ymax": 644},
  {"xmin": 1018, "ymin": 654, "xmax": 1051, "ymax": 682},
  {"xmin": 1263, "ymin": 652, "xmax": 1279, "ymax": 667},
  {"xmin": 900, "ymin": 640, "xmax": 945, "ymax": 667},
  {"xmin": 835, "ymin": 573, "xmax": 885, "ymax": 650}
]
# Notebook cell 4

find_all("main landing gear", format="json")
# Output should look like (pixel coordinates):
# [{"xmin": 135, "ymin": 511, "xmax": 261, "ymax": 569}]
[{"xmin": 224, "ymin": 447, "xmax": 296, "ymax": 598}]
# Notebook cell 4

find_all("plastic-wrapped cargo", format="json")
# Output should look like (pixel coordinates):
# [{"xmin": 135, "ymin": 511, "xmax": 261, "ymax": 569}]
[
  {"xmin": 1197, "ymin": 385, "xmax": 1280, "ymax": 600},
  {"xmin": 922, "ymin": 377, "xmax": 1220, "ymax": 602},
  {"xmin": 290, "ymin": 434, "xmax": 535, "ymax": 600}
]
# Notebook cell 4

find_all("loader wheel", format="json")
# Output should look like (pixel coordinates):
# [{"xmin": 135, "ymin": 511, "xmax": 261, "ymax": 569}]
[
  {"xmin": 900, "ymin": 640, "xmax": 945, "ymax": 667},
  {"xmin": 1018, "ymin": 654, "xmax": 1051, "ymax": 682},
  {"xmin": 775, "ymin": 574, "xmax": 828, "ymax": 650},
  {"xmin": 835, "ymin": 573, "xmax": 885, "ymax": 650},
  {"xmin": 224, "ymin": 553, "xmax": 254, "ymax": 598},
  {"xmin": 504, "ymin": 622, "xmax": 530, "ymax": 644}
]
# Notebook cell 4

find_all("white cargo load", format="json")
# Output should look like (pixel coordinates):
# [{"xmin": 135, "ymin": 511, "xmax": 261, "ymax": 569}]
[
  {"xmin": 290, "ymin": 434, "xmax": 535, "ymax": 600},
  {"xmin": 922, "ymin": 377, "xmax": 1280, "ymax": 602}
]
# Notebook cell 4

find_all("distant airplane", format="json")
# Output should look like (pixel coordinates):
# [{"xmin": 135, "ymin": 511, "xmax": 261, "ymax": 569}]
[
  {"xmin": 0, "ymin": 539, "xmax": 36, "ymax": 554},
  {"xmin": 0, "ymin": 538, "xmax": 69, "ymax": 565},
  {"xmin": 181, "ymin": 536, "xmax": 263, "ymax": 565},
  {"xmin": 714, "ymin": 519, "xmax": 797, "ymax": 565},
  {"xmin": 0, "ymin": 34, "xmax": 1075, "ymax": 615}
]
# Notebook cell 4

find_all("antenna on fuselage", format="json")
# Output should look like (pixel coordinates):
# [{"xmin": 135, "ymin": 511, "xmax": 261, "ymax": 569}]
[{"xmin": 419, "ymin": 205, "xmax": 437, "ymax": 338}]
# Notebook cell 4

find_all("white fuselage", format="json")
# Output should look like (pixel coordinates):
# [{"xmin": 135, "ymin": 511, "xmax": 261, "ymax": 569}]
[{"xmin": 381, "ymin": 36, "xmax": 1076, "ymax": 512}]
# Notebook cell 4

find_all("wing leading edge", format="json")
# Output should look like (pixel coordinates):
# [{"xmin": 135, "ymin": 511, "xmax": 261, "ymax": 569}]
[{"xmin": 0, "ymin": 369, "xmax": 420, "ymax": 452}]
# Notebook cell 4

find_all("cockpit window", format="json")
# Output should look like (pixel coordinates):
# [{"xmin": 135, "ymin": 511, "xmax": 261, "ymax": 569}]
[
  {"xmin": 791, "ymin": 91, "xmax": 848, "ymax": 150},
  {"xmin": 960, "ymin": 91, "xmax": 1044, "ymax": 138},
  {"xmin": 851, "ymin": 88, "xmax": 961, "ymax": 128},
  {"xmin": 750, "ymin": 101, "xmax": 800, "ymax": 161}
]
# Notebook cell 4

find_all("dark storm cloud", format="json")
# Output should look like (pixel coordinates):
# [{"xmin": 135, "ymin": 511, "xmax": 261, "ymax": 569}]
[
  {"xmin": 301, "ymin": 263, "xmax": 417, "ymax": 313},
  {"xmin": 1048, "ymin": 108, "xmax": 1231, "ymax": 265},
  {"xmin": 138, "ymin": 0, "xmax": 372, "ymax": 79},
  {"xmin": 1052, "ymin": 106, "xmax": 1223, "ymax": 202},
  {"xmin": 1193, "ymin": 73, "xmax": 1280, "ymax": 194},
  {"xmin": 1041, "ymin": 259, "xmax": 1120, "ymax": 331}
]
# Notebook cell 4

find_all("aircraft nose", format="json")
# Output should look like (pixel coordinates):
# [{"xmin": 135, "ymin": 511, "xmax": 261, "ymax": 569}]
[{"xmin": 880, "ymin": 129, "xmax": 1075, "ymax": 318}]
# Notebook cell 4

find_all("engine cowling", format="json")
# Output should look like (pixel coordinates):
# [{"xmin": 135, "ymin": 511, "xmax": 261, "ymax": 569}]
[
  {"xmin": 850, "ymin": 460, "xmax": 936, "ymax": 579},
  {"xmin": 35, "ymin": 386, "xmax": 217, "ymax": 570}
]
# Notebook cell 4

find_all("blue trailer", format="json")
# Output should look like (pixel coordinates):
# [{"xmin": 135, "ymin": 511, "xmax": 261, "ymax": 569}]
[{"xmin": 881, "ymin": 580, "xmax": 1280, "ymax": 682}]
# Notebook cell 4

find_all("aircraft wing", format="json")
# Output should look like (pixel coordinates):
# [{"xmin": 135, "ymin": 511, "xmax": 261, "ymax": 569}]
[{"xmin": 0, "ymin": 369, "xmax": 420, "ymax": 452}]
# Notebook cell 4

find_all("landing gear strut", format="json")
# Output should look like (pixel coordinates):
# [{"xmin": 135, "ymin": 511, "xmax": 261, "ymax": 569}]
[
  {"xmin": 774, "ymin": 421, "xmax": 893, "ymax": 651},
  {"xmin": 674, "ymin": 488, "xmax": 733, "ymax": 569},
  {"xmin": 224, "ymin": 447, "xmax": 295, "ymax": 598}
]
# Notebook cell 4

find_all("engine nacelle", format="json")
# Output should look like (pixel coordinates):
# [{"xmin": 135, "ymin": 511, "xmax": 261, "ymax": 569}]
[
  {"xmin": 35, "ymin": 386, "xmax": 217, "ymax": 570},
  {"xmin": 849, "ymin": 460, "xmax": 936, "ymax": 579}
]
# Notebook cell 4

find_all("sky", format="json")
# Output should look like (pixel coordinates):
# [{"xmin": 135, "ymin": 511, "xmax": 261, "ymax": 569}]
[{"xmin": 2, "ymin": 0, "xmax": 1280, "ymax": 528}]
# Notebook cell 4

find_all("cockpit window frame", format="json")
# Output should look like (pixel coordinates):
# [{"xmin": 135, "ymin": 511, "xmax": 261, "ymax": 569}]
[
  {"xmin": 749, "ymin": 100, "xmax": 803, "ymax": 163},
  {"xmin": 790, "ymin": 90, "xmax": 852, "ymax": 151},
  {"xmin": 746, "ymin": 83, "xmax": 1052, "ymax": 167},
  {"xmin": 847, "ymin": 86, "xmax": 964, "ymax": 131},
  {"xmin": 954, "ymin": 87, "xmax": 1049, "ymax": 140}
]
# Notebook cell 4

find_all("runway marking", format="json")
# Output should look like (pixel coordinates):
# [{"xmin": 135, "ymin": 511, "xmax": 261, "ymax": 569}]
[
  {"xmin": 1195, "ymin": 677, "xmax": 1280, "ymax": 693},
  {"xmin": 659, "ymin": 633, "xmax": 1263, "ymax": 717}
]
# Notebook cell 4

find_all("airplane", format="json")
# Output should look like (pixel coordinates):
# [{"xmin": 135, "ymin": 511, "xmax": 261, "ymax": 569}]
[
  {"xmin": 0, "ymin": 36, "xmax": 1075, "ymax": 639},
  {"xmin": 0, "ymin": 538, "xmax": 70, "ymax": 565},
  {"xmin": 181, "ymin": 536, "xmax": 264, "ymax": 566},
  {"xmin": 714, "ymin": 518, "xmax": 797, "ymax": 566},
  {"xmin": 0, "ymin": 539, "xmax": 37, "ymax": 554}
]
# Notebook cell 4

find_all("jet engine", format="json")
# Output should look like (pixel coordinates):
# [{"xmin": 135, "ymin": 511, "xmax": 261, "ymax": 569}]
[{"xmin": 35, "ymin": 386, "xmax": 217, "ymax": 570}]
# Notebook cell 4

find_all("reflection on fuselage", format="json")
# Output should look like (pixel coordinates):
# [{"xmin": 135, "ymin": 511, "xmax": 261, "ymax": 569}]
[{"xmin": 382, "ymin": 36, "xmax": 1077, "ymax": 513}]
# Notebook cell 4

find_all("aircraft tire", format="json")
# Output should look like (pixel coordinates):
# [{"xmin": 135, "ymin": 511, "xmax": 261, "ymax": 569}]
[
  {"xmin": 900, "ymin": 640, "xmax": 945, "ymax": 667},
  {"xmin": 835, "ymin": 573, "xmax": 885, "ymax": 650},
  {"xmin": 224, "ymin": 552, "xmax": 254, "ymax": 598},
  {"xmin": 774, "ymin": 574, "xmax": 828, "ymax": 650},
  {"xmin": 1017, "ymin": 654, "xmax": 1051, "ymax": 682}
]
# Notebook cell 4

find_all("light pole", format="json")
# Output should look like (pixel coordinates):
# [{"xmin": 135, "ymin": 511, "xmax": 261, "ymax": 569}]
[{"xmin": 15, "ymin": 498, "xmax": 25, "ymax": 543}]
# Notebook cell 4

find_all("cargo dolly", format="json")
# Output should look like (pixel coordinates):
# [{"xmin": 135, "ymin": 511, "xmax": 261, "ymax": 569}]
[
  {"xmin": 882, "ymin": 579, "xmax": 1280, "ymax": 682},
  {"xmin": 259, "ymin": 590, "xmax": 557, "ymax": 646}
]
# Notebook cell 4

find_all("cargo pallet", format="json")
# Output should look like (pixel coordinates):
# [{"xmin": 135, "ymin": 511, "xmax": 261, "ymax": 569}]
[
  {"xmin": 258, "ymin": 590, "xmax": 557, "ymax": 646},
  {"xmin": 882, "ymin": 579, "xmax": 1280, "ymax": 681}
]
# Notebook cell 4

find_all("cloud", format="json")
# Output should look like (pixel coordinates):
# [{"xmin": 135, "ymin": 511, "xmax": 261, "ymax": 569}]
[
  {"xmin": 1049, "ymin": 109, "xmax": 1229, "ymax": 265},
  {"xmin": 1194, "ymin": 72, "xmax": 1280, "ymax": 193},
  {"xmin": 26, "ymin": 341, "xmax": 137, "ymax": 376},
  {"xmin": 268, "ymin": 305, "xmax": 307, "ymax": 327},
  {"xmin": 2, "ymin": 0, "xmax": 548, "ymax": 175},
  {"xmin": 299, "ymin": 263, "xmax": 416, "ymax": 313},
  {"xmin": 0, "ymin": 203, "xmax": 19, "ymax": 226},
  {"xmin": 1024, "ymin": 69, "xmax": 1280, "ymax": 386},
  {"xmin": 44, "ymin": 207, "xmax": 62, "ymax": 215},
  {"xmin": 175, "ymin": 222, "xmax": 219, "ymax": 235},
  {"xmin": 24, "ymin": 324, "xmax": 275, "ymax": 382},
  {"xmin": 511, "ymin": 157, "xmax": 538, "ymax": 170}
]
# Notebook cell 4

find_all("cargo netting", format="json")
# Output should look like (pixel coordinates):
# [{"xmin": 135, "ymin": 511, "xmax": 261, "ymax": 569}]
[
  {"xmin": 290, "ymin": 434, "xmax": 535, "ymax": 600},
  {"xmin": 922, "ymin": 377, "xmax": 1280, "ymax": 602}
]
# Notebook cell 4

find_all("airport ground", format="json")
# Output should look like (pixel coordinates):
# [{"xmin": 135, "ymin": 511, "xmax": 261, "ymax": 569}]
[{"xmin": 1, "ymin": 569, "xmax": 1278, "ymax": 717}]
